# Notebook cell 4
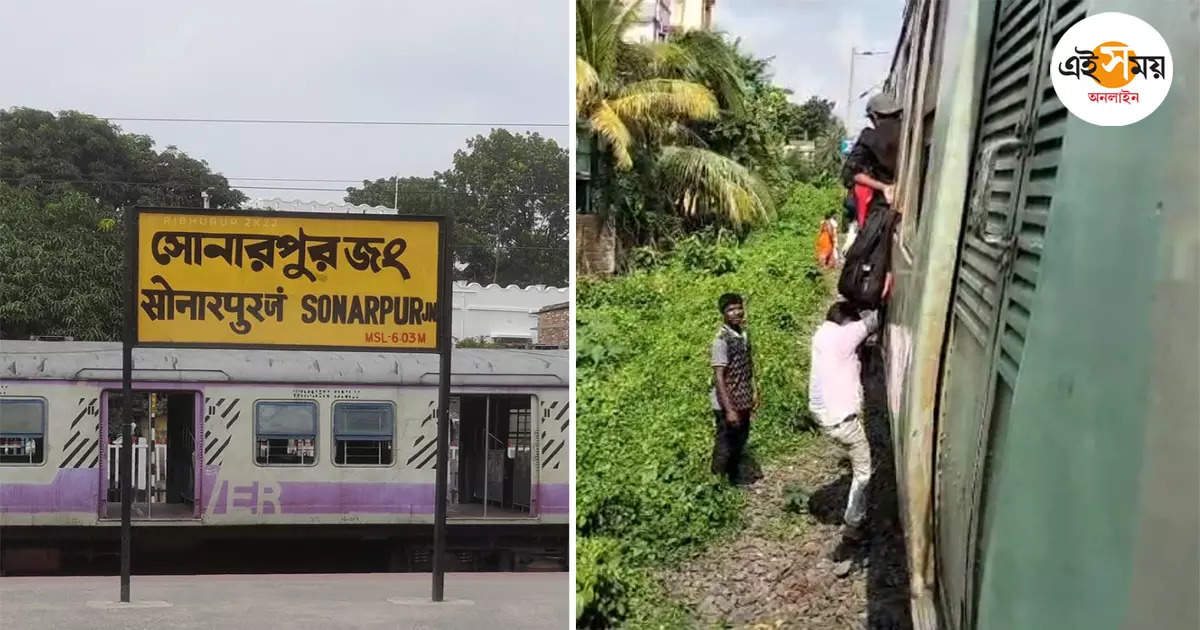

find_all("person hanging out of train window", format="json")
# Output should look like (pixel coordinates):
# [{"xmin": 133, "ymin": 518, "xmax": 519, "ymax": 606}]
[
  {"xmin": 840, "ymin": 93, "xmax": 902, "ymax": 256},
  {"xmin": 808, "ymin": 300, "xmax": 879, "ymax": 572},
  {"xmin": 710, "ymin": 293, "xmax": 760, "ymax": 485}
]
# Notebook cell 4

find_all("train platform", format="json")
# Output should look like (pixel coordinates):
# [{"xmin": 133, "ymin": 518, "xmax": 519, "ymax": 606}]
[{"xmin": 0, "ymin": 572, "xmax": 568, "ymax": 629}]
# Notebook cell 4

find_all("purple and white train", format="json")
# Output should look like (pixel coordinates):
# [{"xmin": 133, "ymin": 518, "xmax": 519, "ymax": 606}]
[{"xmin": 0, "ymin": 341, "xmax": 568, "ymax": 571}]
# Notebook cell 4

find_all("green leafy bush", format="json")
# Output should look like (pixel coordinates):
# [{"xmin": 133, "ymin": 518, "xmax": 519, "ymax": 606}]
[
  {"xmin": 576, "ymin": 183, "xmax": 843, "ymax": 626},
  {"xmin": 674, "ymin": 234, "xmax": 743, "ymax": 276},
  {"xmin": 628, "ymin": 246, "xmax": 664, "ymax": 271},
  {"xmin": 576, "ymin": 537, "xmax": 636, "ymax": 629},
  {"xmin": 0, "ymin": 185, "xmax": 123, "ymax": 341}
]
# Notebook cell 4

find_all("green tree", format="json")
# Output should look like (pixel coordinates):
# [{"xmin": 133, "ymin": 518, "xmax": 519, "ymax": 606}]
[
  {"xmin": 344, "ymin": 129, "xmax": 568, "ymax": 287},
  {"xmin": 691, "ymin": 43, "xmax": 848, "ymax": 195},
  {"xmin": 343, "ymin": 175, "xmax": 444, "ymax": 214},
  {"xmin": 701, "ymin": 80, "xmax": 797, "ymax": 191},
  {"xmin": 439, "ymin": 129, "xmax": 568, "ymax": 288},
  {"xmin": 0, "ymin": 184, "xmax": 122, "ymax": 340},
  {"xmin": 577, "ymin": 0, "xmax": 772, "ymax": 232},
  {"xmin": 802, "ymin": 120, "xmax": 849, "ymax": 185},
  {"xmin": 793, "ymin": 96, "xmax": 838, "ymax": 140},
  {"xmin": 0, "ymin": 108, "xmax": 247, "ymax": 209}
]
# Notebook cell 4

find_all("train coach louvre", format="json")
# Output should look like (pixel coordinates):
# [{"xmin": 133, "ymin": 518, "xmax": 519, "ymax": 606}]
[
  {"xmin": 880, "ymin": 1, "xmax": 1197, "ymax": 629},
  {"xmin": 0, "ymin": 342, "xmax": 570, "ymax": 537}
]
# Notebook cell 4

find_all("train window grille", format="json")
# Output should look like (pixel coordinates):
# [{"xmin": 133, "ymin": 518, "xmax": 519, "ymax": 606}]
[
  {"xmin": 510, "ymin": 405, "xmax": 531, "ymax": 448},
  {"xmin": 254, "ymin": 401, "xmax": 317, "ymax": 466},
  {"xmin": 0, "ymin": 398, "xmax": 45, "ymax": 465},
  {"xmin": 510, "ymin": 402, "xmax": 533, "ymax": 511},
  {"xmin": 332, "ymin": 402, "xmax": 395, "ymax": 466}
]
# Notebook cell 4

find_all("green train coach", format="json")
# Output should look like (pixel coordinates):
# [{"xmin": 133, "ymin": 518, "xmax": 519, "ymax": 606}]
[{"xmin": 878, "ymin": 1, "xmax": 1198, "ymax": 628}]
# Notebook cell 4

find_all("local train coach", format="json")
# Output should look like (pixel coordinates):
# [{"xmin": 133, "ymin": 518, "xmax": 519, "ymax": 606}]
[{"xmin": 0, "ymin": 341, "xmax": 569, "ymax": 571}]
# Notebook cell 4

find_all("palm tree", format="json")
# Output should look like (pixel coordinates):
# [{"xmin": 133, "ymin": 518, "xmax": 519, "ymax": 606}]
[
  {"xmin": 658, "ymin": 146, "xmax": 773, "ymax": 227},
  {"xmin": 576, "ymin": 0, "xmax": 773, "ymax": 229}
]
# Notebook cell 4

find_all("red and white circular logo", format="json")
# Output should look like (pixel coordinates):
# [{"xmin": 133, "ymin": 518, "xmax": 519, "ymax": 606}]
[{"xmin": 1050, "ymin": 12, "xmax": 1173, "ymax": 126}]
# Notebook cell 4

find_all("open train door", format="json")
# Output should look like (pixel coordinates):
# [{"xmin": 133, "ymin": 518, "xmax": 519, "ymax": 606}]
[
  {"xmin": 448, "ymin": 394, "xmax": 533, "ymax": 518},
  {"xmin": 103, "ymin": 390, "xmax": 200, "ymax": 520}
]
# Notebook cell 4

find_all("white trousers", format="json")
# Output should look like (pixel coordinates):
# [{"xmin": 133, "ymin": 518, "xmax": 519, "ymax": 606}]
[{"xmin": 823, "ymin": 415, "xmax": 872, "ymax": 528}]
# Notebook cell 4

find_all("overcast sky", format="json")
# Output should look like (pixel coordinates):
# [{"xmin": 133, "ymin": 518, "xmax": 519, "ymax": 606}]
[
  {"xmin": 0, "ymin": 1, "xmax": 570, "ymax": 203},
  {"xmin": 718, "ymin": 0, "xmax": 904, "ymax": 135}
]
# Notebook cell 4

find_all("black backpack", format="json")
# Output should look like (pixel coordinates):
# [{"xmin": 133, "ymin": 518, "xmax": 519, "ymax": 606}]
[{"xmin": 838, "ymin": 207, "xmax": 897, "ymax": 308}]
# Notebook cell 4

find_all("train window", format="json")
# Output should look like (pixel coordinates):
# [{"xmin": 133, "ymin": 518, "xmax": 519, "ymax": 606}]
[
  {"xmin": 914, "ymin": 110, "xmax": 936, "ymax": 226},
  {"xmin": 900, "ymin": 0, "xmax": 944, "ymax": 247},
  {"xmin": 254, "ymin": 401, "xmax": 317, "ymax": 466},
  {"xmin": 0, "ymin": 398, "xmax": 46, "ymax": 465},
  {"xmin": 332, "ymin": 402, "xmax": 394, "ymax": 466},
  {"xmin": 924, "ymin": 0, "xmax": 947, "ymax": 107}
]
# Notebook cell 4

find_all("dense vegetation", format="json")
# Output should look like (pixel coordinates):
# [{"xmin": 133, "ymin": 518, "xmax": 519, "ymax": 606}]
[
  {"xmin": 577, "ymin": 0, "xmax": 771, "ymax": 241},
  {"xmin": 576, "ymin": 184, "xmax": 842, "ymax": 627},
  {"xmin": 574, "ymin": 3, "xmax": 853, "ymax": 624},
  {"xmin": 577, "ymin": 0, "xmax": 844, "ymax": 254},
  {"xmin": 0, "ymin": 108, "xmax": 248, "ymax": 209},
  {"xmin": 0, "ymin": 185, "xmax": 123, "ymax": 340},
  {"xmin": 0, "ymin": 108, "xmax": 245, "ymax": 340}
]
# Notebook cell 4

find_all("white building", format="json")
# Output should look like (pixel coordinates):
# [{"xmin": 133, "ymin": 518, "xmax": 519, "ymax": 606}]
[
  {"xmin": 626, "ymin": 0, "xmax": 671, "ymax": 42},
  {"xmin": 785, "ymin": 139, "xmax": 817, "ymax": 163},
  {"xmin": 451, "ymin": 282, "xmax": 568, "ymax": 345},
  {"xmin": 624, "ymin": 0, "xmax": 715, "ymax": 42},
  {"xmin": 670, "ymin": 0, "xmax": 715, "ymax": 32}
]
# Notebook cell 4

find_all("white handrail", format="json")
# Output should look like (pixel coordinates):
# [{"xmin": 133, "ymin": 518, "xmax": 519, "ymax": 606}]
[
  {"xmin": 153, "ymin": 443, "xmax": 167, "ymax": 491},
  {"xmin": 107, "ymin": 439, "xmax": 151, "ymax": 492}
]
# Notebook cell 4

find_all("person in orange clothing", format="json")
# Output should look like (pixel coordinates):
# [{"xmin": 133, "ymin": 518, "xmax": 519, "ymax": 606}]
[{"xmin": 816, "ymin": 212, "xmax": 839, "ymax": 268}]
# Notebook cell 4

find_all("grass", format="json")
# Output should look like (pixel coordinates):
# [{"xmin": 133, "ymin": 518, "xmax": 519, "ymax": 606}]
[{"xmin": 575, "ymin": 183, "xmax": 842, "ymax": 627}]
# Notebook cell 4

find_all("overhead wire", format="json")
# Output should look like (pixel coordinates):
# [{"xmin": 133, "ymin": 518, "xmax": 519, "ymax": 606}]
[
  {"xmin": 0, "ymin": 177, "xmax": 566, "ymax": 252},
  {"xmin": 223, "ymin": 177, "xmax": 364, "ymax": 183},
  {"xmin": 0, "ymin": 176, "xmax": 564, "ymax": 200},
  {"xmin": 100, "ymin": 116, "xmax": 568, "ymax": 128}
]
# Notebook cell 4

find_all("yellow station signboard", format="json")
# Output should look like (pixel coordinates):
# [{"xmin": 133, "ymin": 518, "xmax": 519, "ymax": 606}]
[{"xmin": 133, "ymin": 208, "xmax": 443, "ymax": 351}]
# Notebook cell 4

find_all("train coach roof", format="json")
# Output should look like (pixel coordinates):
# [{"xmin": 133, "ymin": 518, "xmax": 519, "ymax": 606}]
[{"xmin": 0, "ymin": 341, "xmax": 567, "ymax": 387}]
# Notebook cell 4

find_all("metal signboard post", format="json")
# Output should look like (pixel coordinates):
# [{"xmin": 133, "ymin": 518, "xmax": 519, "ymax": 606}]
[
  {"xmin": 432, "ymin": 212, "xmax": 453, "ymax": 602},
  {"xmin": 120, "ymin": 214, "xmax": 135, "ymax": 602},
  {"xmin": 121, "ymin": 207, "xmax": 452, "ymax": 602}
]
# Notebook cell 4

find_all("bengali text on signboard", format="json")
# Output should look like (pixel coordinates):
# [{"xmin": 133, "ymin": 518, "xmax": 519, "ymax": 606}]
[{"xmin": 134, "ymin": 209, "xmax": 442, "ymax": 350}]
